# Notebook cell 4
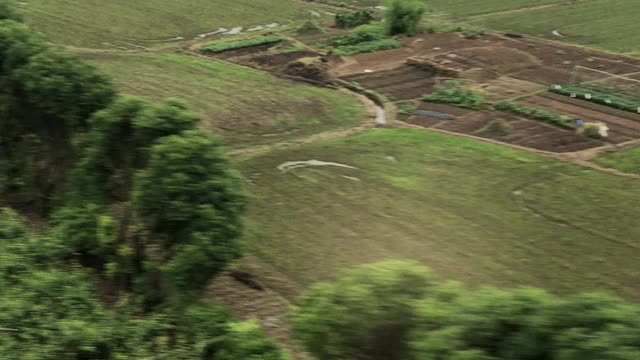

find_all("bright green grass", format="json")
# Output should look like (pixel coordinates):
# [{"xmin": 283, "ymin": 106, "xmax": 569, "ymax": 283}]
[
  {"xmin": 594, "ymin": 147, "xmax": 640, "ymax": 174},
  {"xmin": 428, "ymin": 0, "xmax": 563, "ymax": 17},
  {"xmin": 477, "ymin": 0, "xmax": 640, "ymax": 53},
  {"xmin": 18, "ymin": 0, "xmax": 325, "ymax": 48},
  {"xmin": 240, "ymin": 128, "xmax": 640, "ymax": 301},
  {"xmin": 81, "ymin": 52, "xmax": 363, "ymax": 147}
]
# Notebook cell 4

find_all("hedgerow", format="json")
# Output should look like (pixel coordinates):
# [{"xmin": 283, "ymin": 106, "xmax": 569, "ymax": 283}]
[
  {"xmin": 494, "ymin": 101, "xmax": 572, "ymax": 128},
  {"xmin": 201, "ymin": 36, "xmax": 283, "ymax": 53},
  {"xmin": 333, "ymin": 39, "xmax": 401, "ymax": 55}
]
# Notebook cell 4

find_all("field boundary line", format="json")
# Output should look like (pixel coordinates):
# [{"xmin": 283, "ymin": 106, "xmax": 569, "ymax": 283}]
[{"xmin": 395, "ymin": 121, "xmax": 640, "ymax": 180}]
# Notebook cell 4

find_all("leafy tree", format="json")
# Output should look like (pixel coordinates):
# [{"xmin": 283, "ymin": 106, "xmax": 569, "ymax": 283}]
[
  {"xmin": 0, "ymin": 22, "xmax": 115, "ymax": 211},
  {"xmin": 133, "ymin": 130, "xmax": 246, "ymax": 295},
  {"xmin": 222, "ymin": 320, "xmax": 291, "ymax": 360},
  {"xmin": 290, "ymin": 260, "xmax": 435, "ymax": 360},
  {"xmin": 384, "ymin": 0, "xmax": 426, "ymax": 36},
  {"xmin": 0, "ymin": 0, "xmax": 21, "ymax": 22}
]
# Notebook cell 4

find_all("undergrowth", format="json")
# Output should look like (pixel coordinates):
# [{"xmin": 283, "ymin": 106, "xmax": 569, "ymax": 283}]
[
  {"xmin": 202, "ymin": 36, "xmax": 283, "ymax": 53},
  {"xmin": 494, "ymin": 101, "xmax": 572, "ymax": 128},
  {"xmin": 422, "ymin": 81, "xmax": 485, "ymax": 109}
]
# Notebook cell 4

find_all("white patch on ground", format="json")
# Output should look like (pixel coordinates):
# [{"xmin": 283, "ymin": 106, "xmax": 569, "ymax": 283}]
[
  {"xmin": 101, "ymin": 42, "xmax": 128, "ymax": 50},
  {"xmin": 341, "ymin": 175, "xmax": 361, "ymax": 182},
  {"xmin": 375, "ymin": 106, "xmax": 386, "ymax": 125},
  {"xmin": 512, "ymin": 190, "xmax": 523, "ymax": 196},
  {"xmin": 324, "ymin": 12, "xmax": 336, "ymax": 16},
  {"xmin": 196, "ymin": 28, "xmax": 228, "ymax": 39},
  {"xmin": 277, "ymin": 160, "xmax": 357, "ymax": 173},
  {"xmin": 375, "ymin": 6, "xmax": 387, "ymax": 10},
  {"xmin": 386, "ymin": 156, "xmax": 397, "ymax": 162},
  {"xmin": 552, "ymin": 30, "xmax": 566, "ymax": 37},
  {"xmin": 364, "ymin": 69, "xmax": 373, "ymax": 73},
  {"xmin": 265, "ymin": 23, "xmax": 279, "ymax": 28},
  {"xmin": 248, "ymin": 25, "xmax": 265, "ymax": 32},
  {"xmin": 224, "ymin": 27, "xmax": 243, "ymax": 35},
  {"xmin": 309, "ymin": 10, "xmax": 321, "ymax": 17}
]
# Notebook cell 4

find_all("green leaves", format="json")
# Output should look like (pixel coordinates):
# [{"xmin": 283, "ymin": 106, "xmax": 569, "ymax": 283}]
[
  {"xmin": 384, "ymin": 0, "xmax": 426, "ymax": 36},
  {"xmin": 293, "ymin": 261, "xmax": 640, "ymax": 360}
]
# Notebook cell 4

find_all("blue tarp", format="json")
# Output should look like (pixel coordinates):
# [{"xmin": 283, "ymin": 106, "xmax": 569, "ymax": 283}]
[{"xmin": 413, "ymin": 110, "xmax": 456, "ymax": 120}]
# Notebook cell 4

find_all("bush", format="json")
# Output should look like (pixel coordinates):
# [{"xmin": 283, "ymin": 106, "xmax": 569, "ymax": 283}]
[
  {"xmin": 483, "ymin": 119, "xmax": 512, "ymax": 136},
  {"xmin": 550, "ymin": 84, "xmax": 640, "ymax": 113},
  {"xmin": 494, "ymin": 101, "xmax": 573, "ymax": 128},
  {"xmin": 422, "ymin": 82, "xmax": 485, "ymax": 109},
  {"xmin": 333, "ymin": 39, "xmax": 401, "ymax": 55},
  {"xmin": 335, "ymin": 10, "xmax": 373, "ymax": 28},
  {"xmin": 297, "ymin": 20, "xmax": 324, "ymax": 35},
  {"xmin": 384, "ymin": 0, "xmax": 426, "ymax": 36},
  {"xmin": 396, "ymin": 101, "xmax": 416, "ymax": 115},
  {"xmin": 329, "ymin": 27, "xmax": 385, "ymax": 47},
  {"xmin": 202, "ymin": 36, "xmax": 283, "ymax": 53}
]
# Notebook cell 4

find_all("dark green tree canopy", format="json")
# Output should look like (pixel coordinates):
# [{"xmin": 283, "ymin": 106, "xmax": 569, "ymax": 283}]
[
  {"xmin": 292, "ymin": 261, "xmax": 640, "ymax": 360},
  {"xmin": 384, "ymin": 0, "xmax": 426, "ymax": 36}
]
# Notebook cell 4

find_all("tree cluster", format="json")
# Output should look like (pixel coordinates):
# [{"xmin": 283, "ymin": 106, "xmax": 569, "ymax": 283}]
[
  {"xmin": 384, "ymin": 0, "xmax": 426, "ymax": 36},
  {"xmin": 0, "ymin": 3, "xmax": 285, "ymax": 358},
  {"xmin": 291, "ymin": 260, "xmax": 640, "ymax": 360}
]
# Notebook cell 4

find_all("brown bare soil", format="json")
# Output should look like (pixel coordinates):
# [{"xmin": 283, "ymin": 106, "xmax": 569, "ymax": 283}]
[
  {"xmin": 340, "ymin": 65, "xmax": 436, "ymax": 100},
  {"xmin": 518, "ymin": 96, "xmax": 640, "ymax": 143}
]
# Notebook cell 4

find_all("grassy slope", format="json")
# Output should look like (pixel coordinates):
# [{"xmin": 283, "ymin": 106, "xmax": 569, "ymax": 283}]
[
  {"xmin": 81, "ymin": 52, "xmax": 363, "ymax": 147},
  {"xmin": 240, "ymin": 129, "xmax": 640, "ymax": 301},
  {"xmin": 428, "ymin": 0, "xmax": 563, "ymax": 17},
  {"xmin": 594, "ymin": 147, "xmax": 640, "ymax": 174},
  {"xmin": 476, "ymin": 0, "xmax": 640, "ymax": 53},
  {"xmin": 19, "ymin": 0, "xmax": 324, "ymax": 48}
]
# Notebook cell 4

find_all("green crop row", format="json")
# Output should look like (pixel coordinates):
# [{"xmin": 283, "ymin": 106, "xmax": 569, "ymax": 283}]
[
  {"xmin": 333, "ymin": 39, "xmax": 401, "ymax": 55},
  {"xmin": 494, "ymin": 101, "xmax": 572, "ymax": 128},
  {"xmin": 201, "ymin": 36, "xmax": 283, "ymax": 53},
  {"xmin": 550, "ymin": 85, "xmax": 640, "ymax": 113},
  {"xmin": 422, "ymin": 83, "xmax": 485, "ymax": 109}
]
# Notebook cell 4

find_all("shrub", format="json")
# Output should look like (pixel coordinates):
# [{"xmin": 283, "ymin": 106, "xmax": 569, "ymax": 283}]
[
  {"xmin": 384, "ymin": 0, "xmax": 426, "ymax": 36},
  {"xmin": 550, "ymin": 84, "xmax": 640, "ymax": 113},
  {"xmin": 333, "ymin": 39, "xmax": 401, "ymax": 55},
  {"xmin": 422, "ymin": 82, "xmax": 485, "ymax": 109},
  {"xmin": 335, "ymin": 10, "xmax": 373, "ymax": 28},
  {"xmin": 483, "ymin": 119, "xmax": 512, "ymax": 136},
  {"xmin": 396, "ymin": 101, "xmax": 416, "ymax": 115},
  {"xmin": 420, "ymin": 21, "xmax": 485, "ymax": 36},
  {"xmin": 329, "ymin": 26, "xmax": 385, "ymax": 47},
  {"xmin": 201, "ymin": 36, "xmax": 283, "ymax": 53},
  {"xmin": 297, "ymin": 20, "xmax": 324, "ymax": 35},
  {"xmin": 494, "ymin": 101, "xmax": 572, "ymax": 128}
]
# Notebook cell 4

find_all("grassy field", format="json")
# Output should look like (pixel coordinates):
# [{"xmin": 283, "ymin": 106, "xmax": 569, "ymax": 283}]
[
  {"xmin": 19, "ymin": 0, "xmax": 327, "ymax": 48},
  {"xmin": 240, "ymin": 128, "xmax": 640, "ymax": 301},
  {"xmin": 475, "ymin": 0, "xmax": 640, "ymax": 53},
  {"xmin": 594, "ymin": 147, "xmax": 640, "ymax": 174},
  {"xmin": 81, "ymin": 52, "xmax": 363, "ymax": 147},
  {"xmin": 428, "ymin": 0, "xmax": 563, "ymax": 17}
]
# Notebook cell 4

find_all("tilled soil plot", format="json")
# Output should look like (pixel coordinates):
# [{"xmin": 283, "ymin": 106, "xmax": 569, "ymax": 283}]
[
  {"xmin": 480, "ymin": 77, "xmax": 547, "ymax": 101},
  {"xmin": 408, "ymin": 110, "xmax": 603, "ymax": 152},
  {"xmin": 341, "ymin": 66, "xmax": 436, "ymax": 100},
  {"xmin": 519, "ymin": 95, "xmax": 640, "ymax": 143}
]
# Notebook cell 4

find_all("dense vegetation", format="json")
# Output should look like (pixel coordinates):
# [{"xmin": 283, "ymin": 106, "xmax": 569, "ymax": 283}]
[
  {"xmin": 292, "ymin": 260, "xmax": 640, "ymax": 360},
  {"xmin": 201, "ymin": 36, "xmax": 284, "ymax": 53},
  {"xmin": 551, "ymin": 84, "xmax": 640, "ymax": 113},
  {"xmin": 0, "ymin": 6, "xmax": 288, "ymax": 358},
  {"xmin": 384, "ymin": 0, "xmax": 426, "ymax": 36},
  {"xmin": 494, "ymin": 101, "xmax": 572, "ymax": 128},
  {"xmin": 329, "ymin": 23, "xmax": 401, "ymax": 55},
  {"xmin": 335, "ymin": 10, "xmax": 373, "ymax": 28},
  {"xmin": 422, "ymin": 81, "xmax": 486, "ymax": 109}
]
